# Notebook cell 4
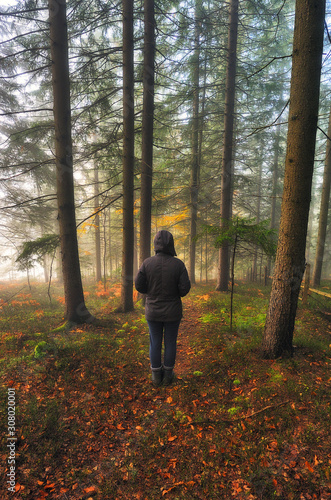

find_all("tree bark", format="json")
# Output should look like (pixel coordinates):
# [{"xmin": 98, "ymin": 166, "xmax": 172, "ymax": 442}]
[
  {"xmin": 216, "ymin": 0, "xmax": 238, "ymax": 291},
  {"xmin": 121, "ymin": 0, "xmax": 134, "ymax": 312},
  {"xmin": 103, "ymin": 210, "xmax": 107, "ymax": 283},
  {"xmin": 252, "ymin": 160, "xmax": 262, "ymax": 281},
  {"xmin": 189, "ymin": 1, "xmax": 201, "ymax": 285},
  {"xmin": 312, "ymin": 103, "xmax": 331, "ymax": 286},
  {"xmin": 48, "ymin": 0, "xmax": 92, "ymax": 323},
  {"xmin": 267, "ymin": 126, "xmax": 281, "ymax": 279},
  {"xmin": 139, "ymin": 0, "xmax": 155, "ymax": 266},
  {"xmin": 94, "ymin": 164, "xmax": 102, "ymax": 282},
  {"xmin": 262, "ymin": 0, "xmax": 325, "ymax": 359}
]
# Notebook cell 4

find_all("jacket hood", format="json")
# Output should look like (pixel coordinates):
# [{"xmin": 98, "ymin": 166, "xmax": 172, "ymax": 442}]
[{"xmin": 154, "ymin": 230, "xmax": 177, "ymax": 256}]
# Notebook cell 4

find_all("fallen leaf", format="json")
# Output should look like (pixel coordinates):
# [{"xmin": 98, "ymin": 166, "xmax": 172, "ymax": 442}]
[
  {"xmin": 45, "ymin": 482, "xmax": 56, "ymax": 489},
  {"xmin": 162, "ymin": 482, "xmax": 185, "ymax": 495},
  {"xmin": 186, "ymin": 481, "xmax": 195, "ymax": 487},
  {"xmin": 305, "ymin": 461, "xmax": 314, "ymax": 473},
  {"xmin": 84, "ymin": 486, "xmax": 97, "ymax": 494}
]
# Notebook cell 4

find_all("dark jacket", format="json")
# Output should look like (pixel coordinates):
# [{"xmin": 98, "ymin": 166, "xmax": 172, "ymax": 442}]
[{"xmin": 135, "ymin": 230, "xmax": 191, "ymax": 322}]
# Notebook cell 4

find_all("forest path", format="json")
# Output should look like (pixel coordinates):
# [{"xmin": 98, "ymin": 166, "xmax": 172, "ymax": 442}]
[{"xmin": 175, "ymin": 297, "xmax": 202, "ymax": 378}]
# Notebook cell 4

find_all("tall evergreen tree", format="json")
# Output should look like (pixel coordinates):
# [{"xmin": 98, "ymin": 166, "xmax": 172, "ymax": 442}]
[
  {"xmin": 121, "ymin": 0, "xmax": 135, "ymax": 312},
  {"xmin": 139, "ymin": 0, "xmax": 155, "ymax": 265},
  {"xmin": 48, "ymin": 0, "xmax": 92, "ymax": 323},
  {"xmin": 262, "ymin": 0, "xmax": 325, "ymax": 358},
  {"xmin": 94, "ymin": 163, "xmax": 102, "ymax": 283},
  {"xmin": 189, "ymin": 0, "xmax": 201, "ymax": 285},
  {"xmin": 312, "ymin": 103, "xmax": 331, "ymax": 286},
  {"xmin": 216, "ymin": 0, "xmax": 239, "ymax": 292}
]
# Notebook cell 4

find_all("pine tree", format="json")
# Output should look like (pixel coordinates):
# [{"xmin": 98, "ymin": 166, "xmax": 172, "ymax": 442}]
[
  {"xmin": 121, "ymin": 0, "xmax": 135, "ymax": 312},
  {"xmin": 262, "ymin": 0, "xmax": 325, "ymax": 359},
  {"xmin": 312, "ymin": 103, "xmax": 331, "ymax": 286},
  {"xmin": 48, "ymin": 0, "xmax": 93, "ymax": 323},
  {"xmin": 216, "ymin": 0, "xmax": 239, "ymax": 291},
  {"xmin": 139, "ymin": 0, "xmax": 155, "ymax": 265}
]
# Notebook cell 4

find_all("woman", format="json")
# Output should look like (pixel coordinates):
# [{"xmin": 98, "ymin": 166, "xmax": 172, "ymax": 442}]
[{"xmin": 135, "ymin": 230, "xmax": 191, "ymax": 386}]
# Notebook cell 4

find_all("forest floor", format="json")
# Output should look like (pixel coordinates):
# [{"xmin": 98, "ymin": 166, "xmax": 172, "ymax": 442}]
[{"xmin": 0, "ymin": 279, "xmax": 331, "ymax": 500}]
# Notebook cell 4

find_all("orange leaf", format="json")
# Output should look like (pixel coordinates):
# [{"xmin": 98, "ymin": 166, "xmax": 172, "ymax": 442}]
[
  {"xmin": 168, "ymin": 435, "xmax": 177, "ymax": 442},
  {"xmin": 162, "ymin": 482, "xmax": 184, "ymax": 495},
  {"xmin": 305, "ymin": 461, "xmax": 314, "ymax": 473},
  {"xmin": 45, "ymin": 482, "xmax": 56, "ymax": 489},
  {"xmin": 186, "ymin": 481, "xmax": 195, "ymax": 487},
  {"xmin": 84, "ymin": 486, "xmax": 97, "ymax": 493}
]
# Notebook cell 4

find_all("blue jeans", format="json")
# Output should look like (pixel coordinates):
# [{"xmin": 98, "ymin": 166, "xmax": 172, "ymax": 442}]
[{"xmin": 147, "ymin": 320, "xmax": 181, "ymax": 370}]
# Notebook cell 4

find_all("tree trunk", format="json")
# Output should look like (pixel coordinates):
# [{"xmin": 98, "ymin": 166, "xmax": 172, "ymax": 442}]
[
  {"xmin": 108, "ymin": 209, "xmax": 112, "ymax": 279},
  {"xmin": 216, "ymin": 0, "xmax": 238, "ymax": 291},
  {"xmin": 312, "ymin": 103, "xmax": 331, "ymax": 286},
  {"xmin": 252, "ymin": 160, "xmax": 262, "ymax": 281},
  {"xmin": 262, "ymin": 0, "xmax": 325, "ymax": 359},
  {"xmin": 189, "ymin": 1, "xmax": 201, "ymax": 285},
  {"xmin": 133, "ymin": 219, "xmax": 138, "ymax": 278},
  {"xmin": 139, "ymin": 0, "xmax": 155, "ymax": 266},
  {"xmin": 103, "ymin": 210, "xmax": 107, "ymax": 284},
  {"xmin": 48, "ymin": 0, "xmax": 92, "ymax": 323},
  {"xmin": 121, "ymin": 0, "xmax": 134, "ymax": 312},
  {"xmin": 94, "ymin": 164, "xmax": 102, "ymax": 282},
  {"xmin": 43, "ymin": 254, "xmax": 49, "ymax": 283},
  {"xmin": 267, "ymin": 126, "xmax": 281, "ymax": 279}
]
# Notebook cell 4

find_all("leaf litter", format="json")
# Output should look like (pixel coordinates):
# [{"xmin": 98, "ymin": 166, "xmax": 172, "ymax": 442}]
[{"xmin": 0, "ymin": 282, "xmax": 330, "ymax": 499}]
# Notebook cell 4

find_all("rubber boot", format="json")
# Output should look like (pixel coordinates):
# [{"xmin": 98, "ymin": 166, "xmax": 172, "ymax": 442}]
[
  {"xmin": 163, "ymin": 367, "xmax": 174, "ymax": 386},
  {"xmin": 151, "ymin": 367, "xmax": 163, "ymax": 387}
]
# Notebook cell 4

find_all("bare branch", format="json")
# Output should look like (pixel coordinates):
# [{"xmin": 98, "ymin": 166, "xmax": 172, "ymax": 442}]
[
  {"xmin": 0, "ymin": 194, "xmax": 56, "ymax": 211},
  {"xmin": 0, "ymin": 108, "xmax": 53, "ymax": 116},
  {"xmin": 246, "ymin": 54, "xmax": 292, "ymax": 79}
]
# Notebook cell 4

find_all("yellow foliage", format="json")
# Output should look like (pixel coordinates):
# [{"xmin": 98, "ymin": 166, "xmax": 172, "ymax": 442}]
[{"xmin": 152, "ymin": 208, "xmax": 189, "ymax": 232}]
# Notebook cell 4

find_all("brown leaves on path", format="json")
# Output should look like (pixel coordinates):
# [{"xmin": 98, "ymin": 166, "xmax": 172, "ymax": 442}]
[{"xmin": 175, "ymin": 298, "xmax": 202, "ymax": 378}]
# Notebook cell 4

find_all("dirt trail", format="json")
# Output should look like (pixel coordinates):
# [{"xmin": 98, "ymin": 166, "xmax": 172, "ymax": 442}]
[{"xmin": 175, "ymin": 298, "xmax": 202, "ymax": 378}]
